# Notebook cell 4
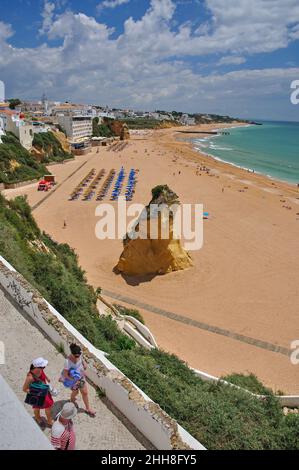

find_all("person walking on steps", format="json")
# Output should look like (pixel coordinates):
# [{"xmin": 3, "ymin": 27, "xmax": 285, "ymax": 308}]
[
  {"xmin": 60, "ymin": 343, "xmax": 96, "ymax": 417},
  {"xmin": 51, "ymin": 402, "xmax": 77, "ymax": 451},
  {"xmin": 23, "ymin": 357, "xmax": 54, "ymax": 428}
]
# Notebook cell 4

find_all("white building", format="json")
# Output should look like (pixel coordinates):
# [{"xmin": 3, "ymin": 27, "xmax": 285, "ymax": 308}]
[
  {"xmin": 0, "ymin": 80, "xmax": 5, "ymax": 103},
  {"xmin": 113, "ymin": 110, "xmax": 127, "ymax": 119},
  {"xmin": 6, "ymin": 115, "xmax": 34, "ymax": 150},
  {"xmin": 180, "ymin": 114, "xmax": 196, "ymax": 126},
  {"xmin": 31, "ymin": 121, "xmax": 52, "ymax": 134},
  {"xmin": 98, "ymin": 111, "xmax": 115, "ymax": 120},
  {"xmin": 0, "ymin": 123, "xmax": 4, "ymax": 143},
  {"xmin": 0, "ymin": 110, "xmax": 33, "ymax": 150},
  {"xmin": 150, "ymin": 112, "xmax": 174, "ymax": 121},
  {"xmin": 52, "ymin": 103, "xmax": 91, "ymax": 117},
  {"xmin": 57, "ymin": 115, "xmax": 92, "ymax": 142},
  {"xmin": 21, "ymin": 101, "xmax": 44, "ymax": 113}
]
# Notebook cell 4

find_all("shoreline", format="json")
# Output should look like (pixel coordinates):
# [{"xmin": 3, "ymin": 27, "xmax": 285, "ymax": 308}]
[
  {"xmin": 164, "ymin": 123, "xmax": 299, "ymax": 199},
  {"xmin": 174, "ymin": 122, "xmax": 299, "ymax": 189}
]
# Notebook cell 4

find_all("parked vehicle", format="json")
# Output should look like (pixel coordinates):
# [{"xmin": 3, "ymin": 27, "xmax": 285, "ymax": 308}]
[{"xmin": 37, "ymin": 175, "xmax": 56, "ymax": 191}]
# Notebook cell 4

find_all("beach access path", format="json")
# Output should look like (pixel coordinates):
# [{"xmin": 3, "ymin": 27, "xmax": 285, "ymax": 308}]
[{"xmin": 0, "ymin": 287, "xmax": 147, "ymax": 450}]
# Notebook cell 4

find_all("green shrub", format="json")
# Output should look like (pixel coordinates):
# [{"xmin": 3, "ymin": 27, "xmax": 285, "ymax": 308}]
[
  {"xmin": 109, "ymin": 349, "xmax": 296, "ymax": 450},
  {"xmin": 223, "ymin": 373, "xmax": 273, "ymax": 395},
  {"xmin": 32, "ymin": 132, "xmax": 71, "ymax": 162},
  {"xmin": 114, "ymin": 304, "xmax": 145, "ymax": 324},
  {"xmin": 122, "ymin": 118, "xmax": 177, "ymax": 129},
  {"xmin": 92, "ymin": 117, "xmax": 114, "ymax": 137},
  {"xmin": 56, "ymin": 124, "xmax": 67, "ymax": 136},
  {"xmin": 0, "ymin": 134, "xmax": 47, "ymax": 184}
]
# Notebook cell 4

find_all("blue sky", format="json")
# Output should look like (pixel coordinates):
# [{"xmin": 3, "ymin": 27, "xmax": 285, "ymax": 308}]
[{"xmin": 0, "ymin": 0, "xmax": 299, "ymax": 120}]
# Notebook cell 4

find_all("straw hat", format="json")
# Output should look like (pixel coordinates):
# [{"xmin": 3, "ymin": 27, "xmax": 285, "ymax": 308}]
[{"xmin": 58, "ymin": 402, "xmax": 77, "ymax": 420}]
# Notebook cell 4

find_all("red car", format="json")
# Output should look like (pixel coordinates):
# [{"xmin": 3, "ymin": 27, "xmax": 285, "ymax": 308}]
[{"xmin": 37, "ymin": 180, "xmax": 51, "ymax": 191}]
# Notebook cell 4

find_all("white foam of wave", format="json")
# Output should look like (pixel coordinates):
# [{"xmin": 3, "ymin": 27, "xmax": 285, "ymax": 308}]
[
  {"xmin": 212, "ymin": 124, "xmax": 253, "ymax": 133},
  {"xmin": 193, "ymin": 147, "xmax": 297, "ymax": 186},
  {"xmin": 209, "ymin": 144, "xmax": 233, "ymax": 151},
  {"xmin": 205, "ymin": 154, "xmax": 256, "ymax": 173}
]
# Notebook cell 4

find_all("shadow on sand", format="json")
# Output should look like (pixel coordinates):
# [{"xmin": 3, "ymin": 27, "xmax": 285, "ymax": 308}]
[{"xmin": 113, "ymin": 266, "xmax": 158, "ymax": 286}]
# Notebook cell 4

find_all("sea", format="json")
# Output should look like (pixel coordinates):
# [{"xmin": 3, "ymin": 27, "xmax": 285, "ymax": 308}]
[{"xmin": 192, "ymin": 121, "xmax": 299, "ymax": 185}]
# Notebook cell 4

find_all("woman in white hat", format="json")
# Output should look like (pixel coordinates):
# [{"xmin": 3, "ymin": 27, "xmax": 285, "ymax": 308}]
[
  {"xmin": 51, "ymin": 403, "xmax": 77, "ymax": 451},
  {"xmin": 22, "ymin": 357, "xmax": 54, "ymax": 428}
]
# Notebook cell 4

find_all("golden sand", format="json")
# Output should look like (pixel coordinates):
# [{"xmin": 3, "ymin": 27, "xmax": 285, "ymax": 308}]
[{"xmin": 4, "ymin": 122, "xmax": 299, "ymax": 393}]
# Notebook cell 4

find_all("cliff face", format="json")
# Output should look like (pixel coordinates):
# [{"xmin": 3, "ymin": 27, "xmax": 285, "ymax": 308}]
[
  {"xmin": 52, "ymin": 130, "xmax": 71, "ymax": 153},
  {"xmin": 30, "ymin": 131, "xmax": 71, "ymax": 162},
  {"xmin": 158, "ymin": 120, "xmax": 181, "ymax": 129},
  {"xmin": 108, "ymin": 120, "xmax": 130, "ymax": 140},
  {"xmin": 115, "ymin": 185, "xmax": 192, "ymax": 276},
  {"xmin": 30, "ymin": 146, "xmax": 44, "ymax": 162},
  {"xmin": 0, "ymin": 132, "xmax": 47, "ymax": 184}
]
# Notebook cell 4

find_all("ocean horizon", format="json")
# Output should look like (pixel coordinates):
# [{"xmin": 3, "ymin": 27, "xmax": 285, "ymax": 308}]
[{"xmin": 192, "ymin": 120, "xmax": 299, "ymax": 185}]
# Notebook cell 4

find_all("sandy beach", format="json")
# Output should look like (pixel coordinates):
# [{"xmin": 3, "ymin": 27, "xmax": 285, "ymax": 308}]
[{"xmin": 4, "ymin": 122, "xmax": 299, "ymax": 394}]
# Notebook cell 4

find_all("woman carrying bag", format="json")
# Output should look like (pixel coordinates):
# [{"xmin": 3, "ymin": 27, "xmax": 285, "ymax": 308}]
[
  {"xmin": 23, "ymin": 357, "xmax": 54, "ymax": 428},
  {"xmin": 60, "ymin": 343, "xmax": 95, "ymax": 417}
]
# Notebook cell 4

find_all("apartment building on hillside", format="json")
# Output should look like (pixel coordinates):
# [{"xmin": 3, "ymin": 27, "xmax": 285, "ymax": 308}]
[
  {"xmin": 57, "ymin": 115, "xmax": 92, "ymax": 142},
  {"xmin": 0, "ymin": 110, "xmax": 34, "ymax": 149}
]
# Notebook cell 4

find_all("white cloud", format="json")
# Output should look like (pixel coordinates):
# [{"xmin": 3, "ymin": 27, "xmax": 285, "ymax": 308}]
[
  {"xmin": 201, "ymin": 0, "xmax": 299, "ymax": 54},
  {"xmin": 290, "ymin": 24, "xmax": 299, "ymax": 40},
  {"xmin": 0, "ymin": 21, "xmax": 14, "ymax": 40},
  {"xmin": 39, "ymin": 1, "xmax": 56, "ymax": 35},
  {"xmin": 0, "ymin": 0, "xmax": 299, "ymax": 120},
  {"xmin": 218, "ymin": 56, "xmax": 246, "ymax": 66},
  {"xmin": 98, "ymin": 0, "xmax": 130, "ymax": 10}
]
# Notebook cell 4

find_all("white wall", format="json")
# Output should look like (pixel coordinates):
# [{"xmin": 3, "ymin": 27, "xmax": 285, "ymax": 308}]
[
  {"xmin": 0, "ymin": 375, "xmax": 53, "ymax": 450},
  {"xmin": 0, "ymin": 80, "xmax": 5, "ymax": 102},
  {"xmin": 192, "ymin": 368, "xmax": 299, "ymax": 408},
  {"xmin": 6, "ymin": 117, "xmax": 33, "ymax": 150}
]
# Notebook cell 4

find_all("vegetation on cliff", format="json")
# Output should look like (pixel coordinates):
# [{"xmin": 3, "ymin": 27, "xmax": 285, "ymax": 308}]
[
  {"xmin": 110, "ymin": 349, "xmax": 298, "ymax": 450},
  {"xmin": 159, "ymin": 110, "xmax": 247, "ymax": 125},
  {"xmin": 92, "ymin": 117, "xmax": 114, "ymax": 138},
  {"xmin": 32, "ymin": 131, "xmax": 72, "ymax": 163},
  {"xmin": 0, "ymin": 133, "xmax": 47, "ymax": 184},
  {"xmin": 0, "ymin": 194, "xmax": 133, "ymax": 352},
  {"xmin": 122, "ymin": 118, "xmax": 181, "ymax": 129},
  {"xmin": 0, "ymin": 194, "xmax": 298, "ymax": 449},
  {"xmin": 223, "ymin": 373, "xmax": 274, "ymax": 395}
]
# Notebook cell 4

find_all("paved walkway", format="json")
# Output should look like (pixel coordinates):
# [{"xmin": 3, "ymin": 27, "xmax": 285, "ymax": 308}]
[
  {"xmin": 102, "ymin": 289, "xmax": 291, "ymax": 357},
  {"xmin": 0, "ymin": 288, "xmax": 146, "ymax": 450}
]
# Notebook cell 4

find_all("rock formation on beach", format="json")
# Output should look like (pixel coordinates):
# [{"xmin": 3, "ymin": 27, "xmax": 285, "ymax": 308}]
[
  {"xmin": 120, "ymin": 123, "xmax": 130, "ymax": 141},
  {"xmin": 115, "ymin": 185, "xmax": 193, "ymax": 276},
  {"xmin": 108, "ymin": 120, "xmax": 130, "ymax": 140}
]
